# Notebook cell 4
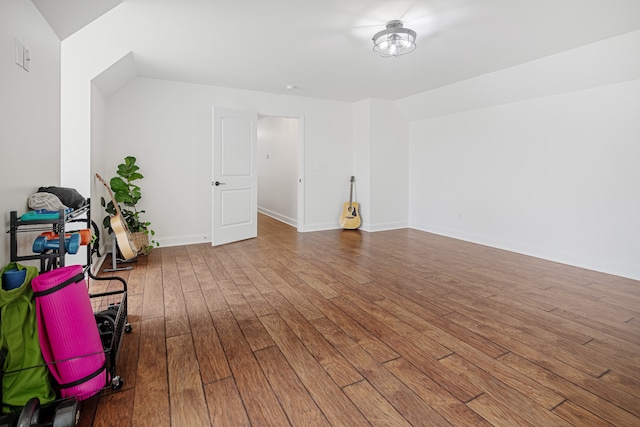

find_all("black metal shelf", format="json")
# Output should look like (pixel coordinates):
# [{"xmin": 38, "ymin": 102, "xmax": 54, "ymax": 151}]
[{"xmin": 8, "ymin": 202, "xmax": 91, "ymax": 271}]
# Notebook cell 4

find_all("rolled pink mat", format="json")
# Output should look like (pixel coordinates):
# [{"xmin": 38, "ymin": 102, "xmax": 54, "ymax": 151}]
[{"xmin": 32, "ymin": 265, "xmax": 107, "ymax": 400}]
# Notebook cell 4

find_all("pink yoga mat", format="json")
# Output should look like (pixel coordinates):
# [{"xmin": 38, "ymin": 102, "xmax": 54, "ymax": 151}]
[{"xmin": 32, "ymin": 265, "xmax": 107, "ymax": 400}]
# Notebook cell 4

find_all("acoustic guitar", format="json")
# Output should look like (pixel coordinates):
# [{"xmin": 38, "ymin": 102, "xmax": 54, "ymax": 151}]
[
  {"xmin": 339, "ymin": 176, "xmax": 361, "ymax": 229},
  {"xmin": 96, "ymin": 173, "xmax": 138, "ymax": 260}
]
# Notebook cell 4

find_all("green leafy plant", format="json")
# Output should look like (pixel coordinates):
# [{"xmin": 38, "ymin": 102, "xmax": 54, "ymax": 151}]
[{"xmin": 101, "ymin": 156, "xmax": 159, "ymax": 254}]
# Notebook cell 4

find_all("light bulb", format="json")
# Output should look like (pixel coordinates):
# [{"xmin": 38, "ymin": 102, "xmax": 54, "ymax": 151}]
[{"xmin": 389, "ymin": 41, "xmax": 397, "ymax": 56}]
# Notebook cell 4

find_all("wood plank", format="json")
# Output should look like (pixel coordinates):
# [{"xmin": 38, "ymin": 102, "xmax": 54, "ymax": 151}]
[
  {"xmin": 141, "ymin": 267, "xmax": 164, "ymax": 320},
  {"xmin": 374, "ymin": 297, "xmax": 508, "ymax": 359},
  {"xmin": 439, "ymin": 354, "xmax": 572, "ymax": 426},
  {"xmin": 236, "ymin": 316, "xmax": 275, "ymax": 352},
  {"xmin": 255, "ymin": 346, "xmax": 331, "ymax": 427},
  {"xmin": 343, "ymin": 380, "xmax": 413, "ymax": 427},
  {"xmin": 166, "ymin": 334, "xmax": 211, "ymax": 426},
  {"xmin": 550, "ymin": 307, "xmax": 640, "ymax": 346},
  {"xmin": 258, "ymin": 265, "xmax": 325, "ymax": 320},
  {"xmin": 552, "ymin": 400, "xmax": 615, "ymax": 426},
  {"xmin": 289, "ymin": 281, "xmax": 400, "ymax": 364},
  {"xmin": 599, "ymin": 369, "xmax": 640, "ymax": 399},
  {"xmin": 131, "ymin": 317, "xmax": 170, "ymax": 427},
  {"xmin": 204, "ymin": 378, "xmax": 251, "ymax": 427},
  {"xmin": 329, "ymin": 283, "xmax": 453, "ymax": 360},
  {"xmin": 384, "ymin": 358, "xmax": 493, "ymax": 427},
  {"xmin": 177, "ymin": 260, "xmax": 201, "ymax": 294},
  {"xmin": 216, "ymin": 278, "xmax": 254, "ymax": 320},
  {"xmin": 163, "ymin": 272, "xmax": 190, "ymax": 338},
  {"xmin": 233, "ymin": 276, "xmax": 276, "ymax": 318},
  {"xmin": 212, "ymin": 309, "xmax": 290, "ymax": 426},
  {"xmin": 584, "ymin": 338, "xmax": 640, "ymax": 383},
  {"xmin": 329, "ymin": 295, "xmax": 483, "ymax": 403},
  {"xmin": 198, "ymin": 245, "xmax": 232, "ymax": 282},
  {"xmin": 224, "ymin": 246, "xmax": 279, "ymax": 294},
  {"xmin": 183, "ymin": 291, "xmax": 231, "ymax": 383},
  {"xmin": 91, "ymin": 388, "xmax": 135, "ymax": 427},
  {"xmin": 375, "ymin": 298, "xmax": 564, "ymax": 410},
  {"xmin": 185, "ymin": 243, "xmax": 207, "ymax": 265},
  {"xmin": 498, "ymin": 352, "xmax": 640, "ymax": 426},
  {"xmin": 122, "ymin": 263, "xmax": 146, "ymax": 296},
  {"xmin": 466, "ymin": 392, "xmax": 539, "ymax": 427},
  {"xmin": 263, "ymin": 291, "xmax": 363, "ymax": 388},
  {"xmin": 628, "ymin": 317, "xmax": 640, "ymax": 327},
  {"xmin": 442, "ymin": 294, "xmax": 610, "ymax": 378},
  {"xmin": 312, "ymin": 316, "xmax": 453, "ymax": 427},
  {"xmin": 259, "ymin": 313, "xmax": 371, "ymax": 426},
  {"xmin": 116, "ymin": 293, "xmax": 141, "ymax": 390}
]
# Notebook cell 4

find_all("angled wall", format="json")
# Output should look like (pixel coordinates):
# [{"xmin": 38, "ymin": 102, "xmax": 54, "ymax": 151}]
[{"xmin": 402, "ymin": 30, "xmax": 640, "ymax": 279}]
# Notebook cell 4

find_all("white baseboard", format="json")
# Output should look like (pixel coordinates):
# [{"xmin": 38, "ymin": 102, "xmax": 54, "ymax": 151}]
[
  {"xmin": 258, "ymin": 207, "xmax": 297, "ymax": 227},
  {"xmin": 410, "ymin": 222, "xmax": 640, "ymax": 281}
]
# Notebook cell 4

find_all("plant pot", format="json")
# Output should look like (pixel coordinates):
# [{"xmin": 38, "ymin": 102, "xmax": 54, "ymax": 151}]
[{"xmin": 131, "ymin": 231, "xmax": 149, "ymax": 255}]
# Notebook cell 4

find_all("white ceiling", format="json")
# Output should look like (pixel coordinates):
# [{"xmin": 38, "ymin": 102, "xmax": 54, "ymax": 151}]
[{"xmin": 34, "ymin": 0, "xmax": 640, "ymax": 102}]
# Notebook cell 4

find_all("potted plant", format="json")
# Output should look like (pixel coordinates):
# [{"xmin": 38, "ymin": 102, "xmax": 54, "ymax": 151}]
[{"xmin": 101, "ymin": 156, "xmax": 158, "ymax": 255}]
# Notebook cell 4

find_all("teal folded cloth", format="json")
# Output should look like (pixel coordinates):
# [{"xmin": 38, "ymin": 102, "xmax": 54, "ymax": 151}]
[{"xmin": 20, "ymin": 211, "xmax": 61, "ymax": 221}]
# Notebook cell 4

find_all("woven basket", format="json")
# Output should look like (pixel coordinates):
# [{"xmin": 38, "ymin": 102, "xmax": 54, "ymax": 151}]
[{"xmin": 131, "ymin": 231, "xmax": 149, "ymax": 255}]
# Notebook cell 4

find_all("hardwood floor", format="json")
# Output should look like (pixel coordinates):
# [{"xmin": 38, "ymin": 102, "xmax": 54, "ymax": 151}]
[{"xmin": 79, "ymin": 214, "xmax": 640, "ymax": 426}]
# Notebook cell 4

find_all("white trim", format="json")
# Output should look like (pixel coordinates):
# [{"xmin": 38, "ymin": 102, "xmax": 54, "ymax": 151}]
[
  {"xmin": 411, "ymin": 222, "xmax": 640, "ymax": 281},
  {"xmin": 258, "ymin": 207, "xmax": 297, "ymax": 227}
]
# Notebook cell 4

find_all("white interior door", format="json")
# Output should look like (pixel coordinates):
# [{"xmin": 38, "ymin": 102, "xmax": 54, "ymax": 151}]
[{"xmin": 212, "ymin": 107, "xmax": 257, "ymax": 246}]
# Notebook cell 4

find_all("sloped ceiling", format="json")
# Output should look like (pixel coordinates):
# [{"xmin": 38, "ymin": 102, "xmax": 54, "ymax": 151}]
[
  {"xmin": 91, "ymin": 52, "xmax": 136, "ymax": 98},
  {"xmin": 31, "ymin": 0, "xmax": 122, "ymax": 40},
  {"xmin": 35, "ymin": 0, "xmax": 640, "ymax": 102}
]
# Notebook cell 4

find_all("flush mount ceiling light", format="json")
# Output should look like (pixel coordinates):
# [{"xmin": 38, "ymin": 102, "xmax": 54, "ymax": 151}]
[{"xmin": 372, "ymin": 20, "xmax": 417, "ymax": 58}]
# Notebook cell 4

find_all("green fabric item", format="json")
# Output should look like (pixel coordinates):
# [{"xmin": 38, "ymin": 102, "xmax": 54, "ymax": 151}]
[{"xmin": 0, "ymin": 263, "xmax": 56, "ymax": 413}]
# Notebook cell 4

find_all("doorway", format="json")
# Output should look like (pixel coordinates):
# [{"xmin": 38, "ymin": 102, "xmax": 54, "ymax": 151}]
[
  {"xmin": 211, "ymin": 109, "xmax": 304, "ymax": 247},
  {"xmin": 257, "ymin": 115, "xmax": 304, "ymax": 231}
]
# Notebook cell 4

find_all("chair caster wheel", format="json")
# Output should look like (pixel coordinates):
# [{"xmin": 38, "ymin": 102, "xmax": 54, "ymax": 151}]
[{"xmin": 111, "ymin": 376, "xmax": 124, "ymax": 390}]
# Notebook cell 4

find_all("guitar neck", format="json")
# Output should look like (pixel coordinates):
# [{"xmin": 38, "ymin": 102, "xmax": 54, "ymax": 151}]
[
  {"xmin": 349, "ymin": 176, "xmax": 355, "ymax": 207},
  {"xmin": 349, "ymin": 184, "xmax": 354, "ymax": 207}
]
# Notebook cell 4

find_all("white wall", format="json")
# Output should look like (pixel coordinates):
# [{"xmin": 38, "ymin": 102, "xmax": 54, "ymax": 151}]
[
  {"xmin": 257, "ymin": 117, "xmax": 299, "ymax": 226},
  {"xmin": 352, "ymin": 99, "xmax": 410, "ymax": 231},
  {"xmin": 103, "ymin": 77, "xmax": 353, "ymax": 247},
  {"xmin": 369, "ymin": 99, "xmax": 409, "ymax": 231},
  {"xmin": 0, "ymin": 0, "xmax": 61, "ymax": 266},
  {"xmin": 406, "ymin": 31, "xmax": 640, "ymax": 280},
  {"xmin": 59, "ymin": 82, "xmax": 109, "ymax": 268},
  {"xmin": 89, "ymin": 83, "xmax": 109, "ymax": 259},
  {"xmin": 60, "ymin": 40, "xmax": 129, "ymax": 196},
  {"xmin": 352, "ymin": 100, "xmax": 372, "ymax": 230}
]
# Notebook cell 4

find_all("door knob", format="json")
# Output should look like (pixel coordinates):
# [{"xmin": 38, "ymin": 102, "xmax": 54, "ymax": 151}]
[{"xmin": 214, "ymin": 181, "xmax": 226, "ymax": 186}]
